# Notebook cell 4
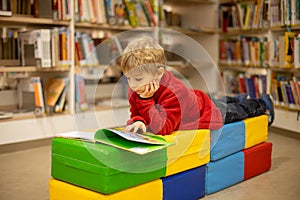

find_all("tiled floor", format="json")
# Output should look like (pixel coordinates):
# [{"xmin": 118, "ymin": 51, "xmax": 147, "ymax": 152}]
[{"xmin": 0, "ymin": 128, "xmax": 299, "ymax": 200}]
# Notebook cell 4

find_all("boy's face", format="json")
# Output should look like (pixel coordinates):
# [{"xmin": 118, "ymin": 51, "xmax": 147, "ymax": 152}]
[{"xmin": 125, "ymin": 70, "xmax": 161, "ymax": 95}]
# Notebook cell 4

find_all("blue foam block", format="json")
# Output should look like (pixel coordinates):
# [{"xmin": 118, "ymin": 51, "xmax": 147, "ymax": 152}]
[
  {"xmin": 206, "ymin": 151, "xmax": 244, "ymax": 194},
  {"xmin": 162, "ymin": 166, "xmax": 206, "ymax": 200},
  {"xmin": 210, "ymin": 121, "xmax": 245, "ymax": 161}
]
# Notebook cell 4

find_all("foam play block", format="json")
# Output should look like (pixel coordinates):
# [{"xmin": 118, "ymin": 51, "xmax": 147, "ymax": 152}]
[
  {"xmin": 51, "ymin": 137, "xmax": 167, "ymax": 194},
  {"xmin": 243, "ymin": 115, "xmax": 268, "ymax": 149},
  {"xmin": 210, "ymin": 121, "xmax": 245, "ymax": 161},
  {"xmin": 49, "ymin": 178, "xmax": 163, "ymax": 200},
  {"xmin": 164, "ymin": 129, "xmax": 210, "ymax": 176},
  {"xmin": 206, "ymin": 151, "xmax": 244, "ymax": 194},
  {"xmin": 243, "ymin": 142, "xmax": 272, "ymax": 180},
  {"xmin": 162, "ymin": 166, "xmax": 206, "ymax": 200}
]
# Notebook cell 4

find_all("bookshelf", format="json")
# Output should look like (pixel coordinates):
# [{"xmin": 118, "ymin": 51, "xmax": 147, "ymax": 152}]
[
  {"xmin": 0, "ymin": 0, "xmax": 220, "ymax": 144},
  {"xmin": 218, "ymin": 0, "xmax": 300, "ymax": 133}
]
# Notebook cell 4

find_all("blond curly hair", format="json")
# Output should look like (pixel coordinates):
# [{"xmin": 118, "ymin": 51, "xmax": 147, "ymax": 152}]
[{"xmin": 120, "ymin": 37, "xmax": 166, "ymax": 74}]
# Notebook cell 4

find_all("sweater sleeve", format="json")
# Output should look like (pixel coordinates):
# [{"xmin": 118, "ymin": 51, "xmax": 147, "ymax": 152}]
[
  {"xmin": 194, "ymin": 90, "xmax": 224, "ymax": 130},
  {"xmin": 128, "ymin": 89, "xmax": 181, "ymax": 135}
]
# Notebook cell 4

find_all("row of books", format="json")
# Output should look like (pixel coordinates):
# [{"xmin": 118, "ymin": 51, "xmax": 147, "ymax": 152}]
[
  {"xmin": 164, "ymin": 8, "xmax": 181, "ymax": 27},
  {"xmin": 270, "ymin": 32, "xmax": 300, "ymax": 69},
  {"xmin": 222, "ymin": 71, "xmax": 267, "ymax": 99},
  {"xmin": 16, "ymin": 74, "xmax": 90, "ymax": 114},
  {"xmin": 219, "ymin": 36, "xmax": 269, "ymax": 68},
  {"xmin": 219, "ymin": 0, "xmax": 268, "ymax": 32},
  {"xmin": 17, "ymin": 76, "xmax": 68, "ymax": 115},
  {"xmin": 219, "ymin": 32, "xmax": 300, "ymax": 69},
  {"xmin": 271, "ymin": 72, "xmax": 300, "ymax": 109},
  {"xmin": 1, "ymin": 28, "xmax": 112, "ymax": 68},
  {"xmin": 0, "ymin": 0, "xmax": 69, "ymax": 20},
  {"xmin": 44, "ymin": 76, "xmax": 70, "ymax": 113},
  {"xmin": 19, "ymin": 28, "xmax": 72, "ymax": 68},
  {"xmin": 0, "ymin": 29, "xmax": 19, "ymax": 60},
  {"xmin": 75, "ymin": 0, "xmax": 160, "ymax": 27},
  {"xmin": 269, "ymin": 0, "xmax": 300, "ymax": 27},
  {"xmin": 0, "ymin": 0, "xmax": 12, "ymax": 16}
]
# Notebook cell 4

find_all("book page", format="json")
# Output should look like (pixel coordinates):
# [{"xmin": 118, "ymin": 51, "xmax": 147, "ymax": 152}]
[{"xmin": 107, "ymin": 129, "xmax": 166, "ymax": 145}]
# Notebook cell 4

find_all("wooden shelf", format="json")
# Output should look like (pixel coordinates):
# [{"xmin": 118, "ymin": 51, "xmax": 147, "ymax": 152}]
[
  {"xmin": 165, "ymin": 0, "xmax": 216, "ymax": 5},
  {"xmin": 219, "ymin": 64, "xmax": 300, "ymax": 73},
  {"xmin": 274, "ymin": 104, "xmax": 300, "ymax": 112},
  {"xmin": 268, "ymin": 67, "xmax": 300, "ymax": 73},
  {"xmin": 219, "ymin": 29, "xmax": 268, "ymax": 36},
  {"xmin": 75, "ymin": 22, "xmax": 133, "ymax": 31},
  {"xmin": 270, "ymin": 25, "xmax": 300, "ymax": 32},
  {"xmin": 0, "ymin": 15, "xmax": 70, "ymax": 26},
  {"xmin": 0, "ymin": 66, "xmax": 70, "ymax": 73}
]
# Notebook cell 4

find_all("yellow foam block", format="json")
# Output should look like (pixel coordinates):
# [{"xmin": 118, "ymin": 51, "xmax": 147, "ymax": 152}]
[
  {"xmin": 49, "ymin": 178, "xmax": 163, "ymax": 200},
  {"xmin": 243, "ymin": 115, "xmax": 268, "ymax": 149},
  {"xmin": 163, "ymin": 129, "xmax": 210, "ymax": 176}
]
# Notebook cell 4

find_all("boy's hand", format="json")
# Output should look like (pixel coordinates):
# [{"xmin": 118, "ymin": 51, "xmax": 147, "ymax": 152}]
[
  {"xmin": 139, "ymin": 80, "xmax": 160, "ymax": 99},
  {"xmin": 125, "ymin": 121, "xmax": 146, "ymax": 133}
]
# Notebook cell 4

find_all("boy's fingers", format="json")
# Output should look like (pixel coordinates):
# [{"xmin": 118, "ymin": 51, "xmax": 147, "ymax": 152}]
[
  {"xmin": 150, "ymin": 82, "xmax": 154, "ymax": 91},
  {"xmin": 142, "ymin": 125, "xmax": 146, "ymax": 133},
  {"xmin": 133, "ymin": 126, "xmax": 139, "ymax": 133},
  {"xmin": 125, "ymin": 125, "xmax": 133, "ymax": 132}
]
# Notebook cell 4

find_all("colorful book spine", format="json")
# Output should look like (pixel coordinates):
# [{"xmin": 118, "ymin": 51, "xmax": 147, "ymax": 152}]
[
  {"xmin": 284, "ymin": 32, "xmax": 297, "ymax": 68},
  {"xmin": 31, "ymin": 77, "xmax": 45, "ymax": 113},
  {"xmin": 294, "ymin": 34, "xmax": 300, "ymax": 69}
]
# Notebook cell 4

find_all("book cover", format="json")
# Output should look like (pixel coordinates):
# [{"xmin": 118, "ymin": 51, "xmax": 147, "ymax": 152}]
[
  {"xmin": 289, "ymin": 80, "xmax": 299, "ymax": 107},
  {"xmin": 31, "ymin": 76, "xmax": 45, "ymax": 113},
  {"xmin": 294, "ymin": 33, "xmax": 300, "ymax": 68},
  {"xmin": 124, "ymin": 0, "xmax": 138, "ymax": 27},
  {"xmin": 246, "ymin": 77, "xmax": 256, "ymax": 99},
  {"xmin": 45, "ymin": 77, "xmax": 66, "ymax": 107},
  {"xmin": 252, "ymin": 0, "xmax": 264, "ymax": 29},
  {"xmin": 284, "ymin": 32, "xmax": 296, "ymax": 68},
  {"xmin": 141, "ymin": 0, "xmax": 157, "ymax": 26},
  {"xmin": 56, "ymin": 128, "xmax": 173, "ymax": 155}
]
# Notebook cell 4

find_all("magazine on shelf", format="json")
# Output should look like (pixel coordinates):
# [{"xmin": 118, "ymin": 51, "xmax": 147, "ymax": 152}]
[{"xmin": 56, "ymin": 128, "xmax": 172, "ymax": 155}]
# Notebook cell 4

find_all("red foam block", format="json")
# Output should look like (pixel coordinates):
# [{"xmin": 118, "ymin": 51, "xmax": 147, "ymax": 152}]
[{"xmin": 243, "ymin": 142, "xmax": 272, "ymax": 180}]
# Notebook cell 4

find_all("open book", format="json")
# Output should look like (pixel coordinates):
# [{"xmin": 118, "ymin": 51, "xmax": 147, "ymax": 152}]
[{"xmin": 56, "ymin": 128, "xmax": 172, "ymax": 155}]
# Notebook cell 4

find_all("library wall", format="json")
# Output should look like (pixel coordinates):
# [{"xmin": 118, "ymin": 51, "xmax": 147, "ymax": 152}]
[{"xmin": 218, "ymin": 0, "xmax": 300, "ymax": 133}]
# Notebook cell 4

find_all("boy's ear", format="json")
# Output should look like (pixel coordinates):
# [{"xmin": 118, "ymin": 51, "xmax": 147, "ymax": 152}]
[{"xmin": 157, "ymin": 67, "xmax": 165, "ymax": 79}]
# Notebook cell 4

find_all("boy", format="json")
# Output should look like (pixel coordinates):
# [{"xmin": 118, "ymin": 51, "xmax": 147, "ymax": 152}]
[{"xmin": 120, "ymin": 37, "xmax": 274, "ymax": 135}]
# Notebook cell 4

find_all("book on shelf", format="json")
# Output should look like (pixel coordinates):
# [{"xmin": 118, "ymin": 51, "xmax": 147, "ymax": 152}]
[
  {"xmin": 74, "ymin": 31, "xmax": 99, "ymax": 67},
  {"xmin": 54, "ymin": 84, "xmax": 68, "ymax": 113},
  {"xmin": 220, "ymin": 0, "xmax": 269, "ymax": 32},
  {"xmin": 0, "ymin": 0, "xmax": 12, "ymax": 16},
  {"xmin": 269, "ymin": 0, "xmax": 300, "ymax": 27},
  {"xmin": 32, "ymin": 76, "xmax": 46, "ymax": 114},
  {"xmin": 58, "ymin": 27, "xmax": 72, "ymax": 67},
  {"xmin": 252, "ymin": 0, "xmax": 264, "ymax": 29},
  {"xmin": 75, "ymin": 74, "xmax": 88, "ymax": 111},
  {"xmin": 123, "ymin": 0, "xmax": 138, "ymax": 27},
  {"xmin": 284, "ymin": 32, "xmax": 297, "ymax": 68},
  {"xmin": 95, "ymin": 0, "xmax": 108, "ymax": 24},
  {"xmin": 141, "ymin": 0, "xmax": 157, "ymax": 26},
  {"xmin": 56, "ymin": 128, "xmax": 173, "ymax": 155},
  {"xmin": 271, "ymin": 72, "xmax": 300, "ymax": 109},
  {"xmin": 104, "ymin": 0, "xmax": 116, "ymax": 25},
  {"xmin": 295, "ymin": 34, "xmax": 300, "ymax": 69},
  {"xmin": 134, "ymin": 1, "xmax": 149, "ymax": 27},
  {"xmin": 0, "ymin": 29, "xmax": 19, "ymax": 61},
  {"xmin": 19, "ymin": 29, "xmax": 52, "ymax": 68},
  {"xmin": 17, "ymin": 76, "xmax": 45, "ymax": 114},
  {"xmin": 45, "ymin": 77, "xmax": 69, "ymax": 110}
]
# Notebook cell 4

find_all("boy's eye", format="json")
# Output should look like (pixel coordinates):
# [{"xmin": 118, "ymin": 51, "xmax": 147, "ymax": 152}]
[{"xmin": 135, "ymin": 78, "xmax": 142, "ymax": 82}]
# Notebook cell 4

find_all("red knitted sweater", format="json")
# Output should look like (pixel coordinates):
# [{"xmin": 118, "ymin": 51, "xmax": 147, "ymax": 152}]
[{"xmin": 127, "ymin": 71, "xmax": 223, "ymax": 135}]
